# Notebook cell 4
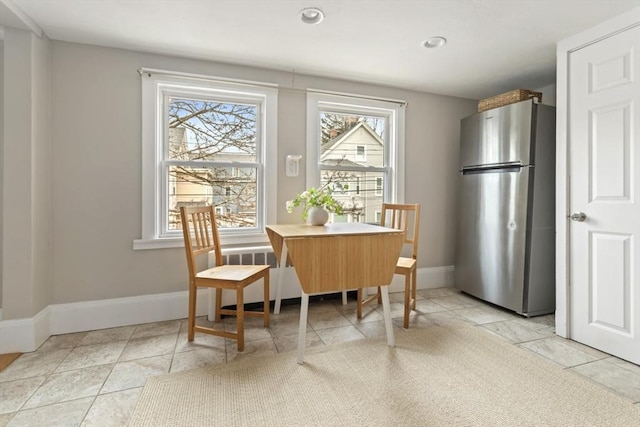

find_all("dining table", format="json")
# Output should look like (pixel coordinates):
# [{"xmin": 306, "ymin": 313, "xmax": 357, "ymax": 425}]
[{"xmin": 266, "ymin": 222, "xmax": 404, "ymax": 364}]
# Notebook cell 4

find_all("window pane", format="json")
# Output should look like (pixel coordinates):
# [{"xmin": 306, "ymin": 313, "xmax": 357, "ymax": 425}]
[
  {"xmin": 168, "ymin": 98, "xmax": 257, "ymax": 162},
  {"xmin": 168, "ymin": 165, "xmax": 257, "ymax": 230},
  {"xmin": 321, "ymin": 169, "xmax": 384, "ymax": 223},
  {"xmin": 319, "ymin": 112, "xmax": 385, "ymax": 167}
]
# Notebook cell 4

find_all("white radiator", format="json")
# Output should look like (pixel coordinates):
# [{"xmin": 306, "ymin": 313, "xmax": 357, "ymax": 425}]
[
  {"xmin": 207, "ymin": 246, "xmax": 304, "ymax": 318},
  {"xmin": 220, "ymin": 246, "xmax": 277, "ymax": 269}
]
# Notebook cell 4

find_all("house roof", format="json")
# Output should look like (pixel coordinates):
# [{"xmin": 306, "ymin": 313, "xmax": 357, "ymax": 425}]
[
  {"xmin": 321, "ymin": 122, "xmax": 383, "ymax": 161},
  {"xmin": 320, "ymin": 158, "xmax": 363, "ymax": 168}
]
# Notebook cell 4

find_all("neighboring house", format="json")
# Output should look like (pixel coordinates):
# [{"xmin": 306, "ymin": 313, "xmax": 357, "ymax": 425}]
[{"xmin": 320, "ymin": 122, "xmax": 384, "ymax": 224}]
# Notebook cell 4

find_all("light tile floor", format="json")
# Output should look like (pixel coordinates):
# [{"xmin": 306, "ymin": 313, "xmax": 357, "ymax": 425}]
[{"xmin": 1, "ymin": 287, "xmax": 639, "ymax": 426}]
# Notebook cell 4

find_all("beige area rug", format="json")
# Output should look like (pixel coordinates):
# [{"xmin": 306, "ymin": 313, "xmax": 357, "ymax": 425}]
[{"xmin": 130, "ymin": 325, "xmax": 640, "ymax": 426}]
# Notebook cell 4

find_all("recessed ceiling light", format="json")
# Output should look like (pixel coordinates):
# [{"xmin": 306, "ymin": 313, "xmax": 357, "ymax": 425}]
[
  {"xmin": 423, "ymin": 36, "xmax": 447, "ymax": 49},
  {"xmin": 300, "ymin": 7, "xmax": 324, "ymax": 25}
]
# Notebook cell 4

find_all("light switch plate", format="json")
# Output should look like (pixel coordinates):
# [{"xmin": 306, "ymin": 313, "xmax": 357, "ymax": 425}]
[{"xmin": 286, "ymin": 155, "xmax": 302, "ymax": 177}]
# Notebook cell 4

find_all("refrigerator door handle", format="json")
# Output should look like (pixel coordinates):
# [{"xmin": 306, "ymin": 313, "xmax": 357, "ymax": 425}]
[{"xmin": 461, "ymin": 161, "xmax": 523, "ymax": 174}]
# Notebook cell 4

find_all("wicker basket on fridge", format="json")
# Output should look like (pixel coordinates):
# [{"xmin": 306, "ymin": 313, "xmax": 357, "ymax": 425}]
[{"xmin": 478, "ymin": 89, "xmax": 542, "ymax": 112}]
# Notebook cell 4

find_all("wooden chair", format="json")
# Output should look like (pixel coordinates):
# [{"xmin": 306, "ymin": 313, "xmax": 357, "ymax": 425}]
[
  {"xmin": 357, "ymin": 203, "xmax": 420, "ymax": 329},
  {"xmin": 179, "ymin": 205, "xmax": 270, "ymax": 351}
]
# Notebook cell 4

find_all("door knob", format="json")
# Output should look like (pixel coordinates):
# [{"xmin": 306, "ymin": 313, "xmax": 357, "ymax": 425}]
[{"xmin": 570, "ymin": 212, "xmax": 587, "ymax": 222}]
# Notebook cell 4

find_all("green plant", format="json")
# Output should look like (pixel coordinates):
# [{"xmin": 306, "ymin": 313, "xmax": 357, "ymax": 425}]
[{"xmin": 286, "ymin": 186, "xmax": 344, "ymax": 220}]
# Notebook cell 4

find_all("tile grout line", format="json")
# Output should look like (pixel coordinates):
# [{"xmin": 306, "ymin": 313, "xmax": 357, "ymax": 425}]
[{"xmin": 2, "ymin": 290, "xmax": 638, "ymax": 423}]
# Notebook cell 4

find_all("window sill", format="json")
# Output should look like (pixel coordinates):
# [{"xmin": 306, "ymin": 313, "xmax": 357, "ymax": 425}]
[{"xmin": 133, "ymin": 233, "xmax": 271, "ymax": 250}]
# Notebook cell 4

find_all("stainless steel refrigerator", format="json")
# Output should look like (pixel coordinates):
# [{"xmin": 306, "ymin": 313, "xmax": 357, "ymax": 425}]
[{"xmin": 454, "ymin": 99, "xmax": 556, "ymax": 316}]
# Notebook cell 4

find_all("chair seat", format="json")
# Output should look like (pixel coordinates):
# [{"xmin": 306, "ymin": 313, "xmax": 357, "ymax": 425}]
[
  {"xmin": 396, "ymin": 256, "xmax": 416, "ymax": 271},
  {"xmin": 196, "ymin": 264, "xmax": 269, "ymax": 282}
]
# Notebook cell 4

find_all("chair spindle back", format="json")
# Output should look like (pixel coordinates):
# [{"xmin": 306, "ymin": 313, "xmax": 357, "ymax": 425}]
[
  {"xmin": 180, "ymin": 206, "xmax": 223, "ymax": 280},
  {"xmin": 381, "ymin": 203, "xmax": 420, "ymax": 260}
]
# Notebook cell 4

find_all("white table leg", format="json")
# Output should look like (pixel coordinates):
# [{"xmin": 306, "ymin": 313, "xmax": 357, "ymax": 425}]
[
  {"xmin": 380, "ymin": 286, "xmax": 396, "ymax": 347},
  {"xmin": 274, "ymin": 243, "xmax": 288, "ymax": 315},
  {"xmin": 296, "ymin": 292, "xmax": 310, "ymax": 364}
]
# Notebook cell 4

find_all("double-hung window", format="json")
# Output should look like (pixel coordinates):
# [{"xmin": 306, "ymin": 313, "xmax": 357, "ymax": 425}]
[
  {"xmin": 306, "ymin": 92, "xmax": 405, "ymax": 224},
  {"xmin": 135, "ymin": 70, "xmax": 277, "ymax": 249}
]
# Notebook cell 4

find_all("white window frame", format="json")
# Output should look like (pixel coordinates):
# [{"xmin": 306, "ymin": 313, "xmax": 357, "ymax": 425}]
[
  {"xmin": 134, "ymin": 70, "xmax": 277, "ymax": 250},
  {"xmin": 355, "ymin": 145, "xmax": 366, "ymax": 161},
  {"xmin": 305, "ymin": 91, "xmax": 405, "ymax": 204}
]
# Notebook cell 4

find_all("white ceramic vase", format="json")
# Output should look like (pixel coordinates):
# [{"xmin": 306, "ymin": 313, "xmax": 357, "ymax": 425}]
[{"xmin": 307, "ymin": 206, "xmax": 329, "ymax": 226}]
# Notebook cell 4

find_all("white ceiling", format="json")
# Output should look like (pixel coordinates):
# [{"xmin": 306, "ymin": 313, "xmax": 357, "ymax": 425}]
[{"xmin": 1, "ymin": 0, "xmax": 638, "ymax": 99}]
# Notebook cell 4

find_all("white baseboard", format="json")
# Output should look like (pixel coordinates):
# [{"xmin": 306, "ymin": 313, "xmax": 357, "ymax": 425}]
[
  {"xmin": 48, "ymin": 289, "xmax": 211, "ymax": 335},
  {"xmin": 0, "ymin": 307, "xmax": 51, "ymax": 354},
  {"xmin": 0, "ymin": 266, "xmax": 454, "ymax": 353},
  {"xmin": 406, "ymin": 265, "xmax": 455, "ymax": 291},
  {"xmin": 210, "ymin": 265, "xmax": 455, "ymax": 312},
  {"xmin": 0, "ymin": 290, "xmax": 210, "ymax": 353}
]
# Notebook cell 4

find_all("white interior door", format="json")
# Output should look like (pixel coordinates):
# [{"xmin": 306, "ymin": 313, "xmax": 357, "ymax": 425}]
[{"xmin": 569, "ymin": 24, "xmax": 640, "ymax": 364}]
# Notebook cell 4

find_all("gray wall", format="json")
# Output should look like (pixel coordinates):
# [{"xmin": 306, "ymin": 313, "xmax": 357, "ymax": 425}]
[
  {"xmin": 4, "ymin": 39, "xmax": 476, "ymax": 317},
  {"xmin": 2, "ymin": 28, "xmax": 52, "ymax": 319},
  {"xmin": 538, "ymin": 84, "xmax": 557, "ymax": 106}
]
